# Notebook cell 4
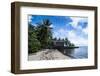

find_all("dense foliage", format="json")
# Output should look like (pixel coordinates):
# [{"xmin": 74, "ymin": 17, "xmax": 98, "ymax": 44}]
[
  {"xmin": 28, "ymin": 23, "xmax": 41, "ymax": 53},
  {"xmin": 28, "ymin": 19, "xmax": 52, "ymax": 53},
  {"xmin": 36, "ymin": 19, "xmax": 52, "ymax": 49},
  {"xmin": 64, "ymin": 38, "xmax": 75, "ymax": 47}
]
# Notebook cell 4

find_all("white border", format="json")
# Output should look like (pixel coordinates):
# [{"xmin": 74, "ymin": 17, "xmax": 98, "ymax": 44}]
[{"xmin": 20, "ymin": 6, "xmax": 95, "ymax": 70}]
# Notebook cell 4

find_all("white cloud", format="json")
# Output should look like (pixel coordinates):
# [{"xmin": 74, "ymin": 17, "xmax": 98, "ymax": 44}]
[
  {"xmin": 59, "ymin": 29, "xmax": 65, "ymax": 33},
  {"xmin": 53, "ymin": 28, "xmax": 88, "ymax": 46},
  {"xmin": 68, "ymin": 31, "xmax": 76, "ymax": 38},
  {"xmin": 69, "ymin": 17, "xmax": 88, "ymax": 30},
  {"xmin": 67, "ymin": 30, "xmax": 88, "ymax": 46},
  {"xmin": 53, "ymin": 29, "xmax": 88, "ymax": 46},
  {"xmin": 82, "ymin": 26, "xmax": 88, "ymax": 35},
  {"xmin": 31, "ymin": 23, "xmax": 37, "ymax": 26},
  {"xmin": 53, "ymin": 28, "xmax": 68, "ymax": 39},
  {"xmin": 49, "ymin": 24, "xmax": 54, "ymax": 28},
  {"xmin": 28, "ymin": 15, "xmax": 33, "ymax": 23},
  {"xmin": 69, "ymin": 17, "xmax": 82, "ymax": 28}
]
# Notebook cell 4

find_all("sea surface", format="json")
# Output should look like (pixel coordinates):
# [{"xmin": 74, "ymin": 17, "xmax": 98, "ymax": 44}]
[{"xmin": 64, "ymin": 46, "xmax": 88, "ymax": 59}]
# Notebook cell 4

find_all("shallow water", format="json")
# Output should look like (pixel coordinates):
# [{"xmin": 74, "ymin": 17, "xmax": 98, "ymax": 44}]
[{"xmin": 63, "ymin": 46, "xmax": 88, "ymax": 59}]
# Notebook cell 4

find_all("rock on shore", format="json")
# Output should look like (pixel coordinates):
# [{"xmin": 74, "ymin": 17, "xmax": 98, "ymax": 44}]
[{"xmin": 28, "ymin": 49, "xmax": 71, "ymax": 61}]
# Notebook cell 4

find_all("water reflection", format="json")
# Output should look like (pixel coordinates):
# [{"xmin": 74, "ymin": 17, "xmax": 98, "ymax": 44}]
[{"xmin": 57, "ymin": 46, "xmax": 88, "ymax": 59}]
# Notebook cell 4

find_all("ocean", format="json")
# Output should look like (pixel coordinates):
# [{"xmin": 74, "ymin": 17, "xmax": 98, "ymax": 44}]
[{"xmin": 64, "ymin": 46, "xmax": 88, "ymax": 59}]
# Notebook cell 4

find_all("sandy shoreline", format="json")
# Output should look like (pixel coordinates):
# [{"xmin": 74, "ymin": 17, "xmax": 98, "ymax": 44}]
[{"xmin": 28, "ymin": 49, "xmax": 71, "ymax": 61}]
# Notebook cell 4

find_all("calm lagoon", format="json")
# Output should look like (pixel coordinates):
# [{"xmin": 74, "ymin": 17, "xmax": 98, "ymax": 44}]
[{"xmin": 63, "ymin": 46, "xmax": 88, "ymax": 59}]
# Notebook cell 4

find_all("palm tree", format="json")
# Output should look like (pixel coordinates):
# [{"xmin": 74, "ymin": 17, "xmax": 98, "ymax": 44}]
[{"xmin": 36, "ymin": 19, "xmax": 52, "ymax": 48}]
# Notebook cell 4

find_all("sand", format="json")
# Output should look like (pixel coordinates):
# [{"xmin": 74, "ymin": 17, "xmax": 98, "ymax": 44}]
[{"xmin": 28, "ymin": 49, "xmax": 71, "ymax": 61}]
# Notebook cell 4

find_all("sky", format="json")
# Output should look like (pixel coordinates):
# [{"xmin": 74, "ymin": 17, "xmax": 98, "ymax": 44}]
[{"xmin": 28, "ymin": 15, "xmax": 88, "ymax": 46}]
